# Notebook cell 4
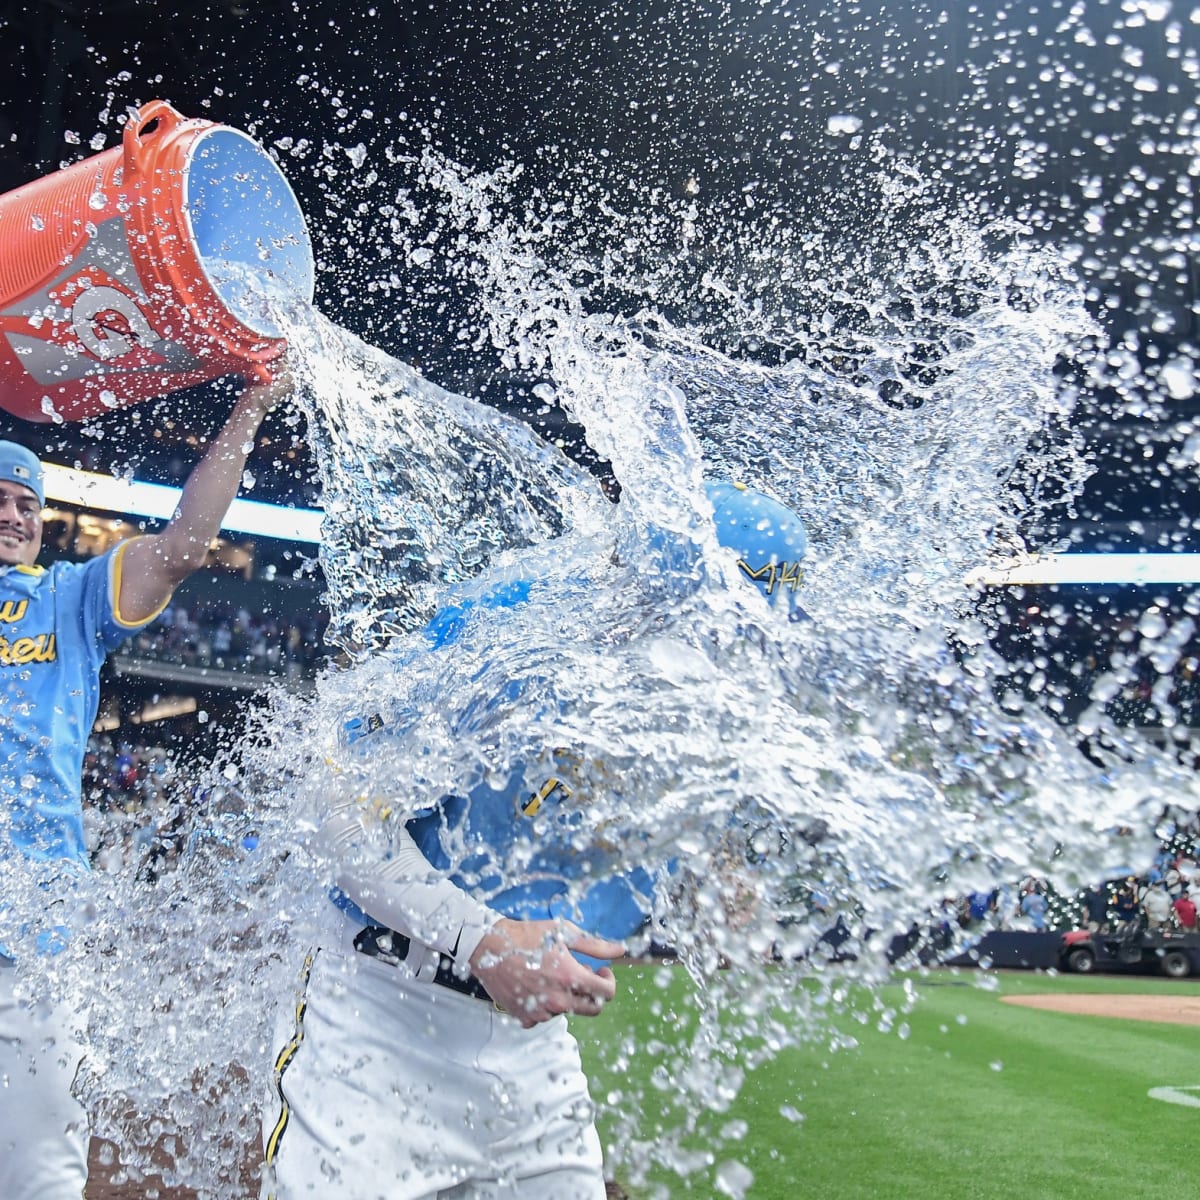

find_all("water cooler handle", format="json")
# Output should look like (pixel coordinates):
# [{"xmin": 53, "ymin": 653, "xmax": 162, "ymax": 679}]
[{"xmin": 123, "ymin": 99, "xmax": 186, "ymax": 173}]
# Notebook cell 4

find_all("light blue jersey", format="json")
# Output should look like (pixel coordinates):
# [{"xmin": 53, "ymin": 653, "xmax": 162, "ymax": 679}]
[
  {"xmin": 340, "ymin": 483, "xmax": 808, "ymax": 949},
  {"xmin": 404, "ymin": 768, "xmax": 655, "ymax": 941},
  {"xmin": 1, "ymin": 542, "xmax": 160, "ymax": 875},
  {"xmin": 342, "ymin": 576, "xmax": 657, "ymax": 947}
]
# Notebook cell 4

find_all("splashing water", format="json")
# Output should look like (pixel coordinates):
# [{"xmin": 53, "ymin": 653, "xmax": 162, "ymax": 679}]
[
  {"xmin": 296, "ymin": 310, "xmax": 611, "ymax": 646},
  {"xmin": 8, "ymin": 3, "xmax": 1200, "ymax": 1194},
  {"xmin": 246, "ymin": 184, "xmax": 1186, "ymax": 1189},
  {"xmin": 31, "ymin": 168, "xmax": 1131, "ymax": 1195},
  {"xmin": 4, "ymin": 156, "xmax": 1171, "ymax": 1199},
  {"xmin": 0, "ymin": 180, "xmax": 1163, "ymax": 1198}
]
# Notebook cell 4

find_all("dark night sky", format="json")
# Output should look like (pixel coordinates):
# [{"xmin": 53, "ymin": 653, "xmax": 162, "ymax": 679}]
[
  {"xmin": 3, "ymin": 0, "xmax": 1195, "ymax": 323},
  {"xmin": 1, "ymin": 0, "xmax": 1198, "ymax": 549}
]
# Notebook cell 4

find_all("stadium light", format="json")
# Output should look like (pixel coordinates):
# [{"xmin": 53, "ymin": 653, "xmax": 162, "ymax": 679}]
[
  {"xmin": 968, "ymin": 554, "xmax": 1200, "ymax": 587},
  {"xmin": 39, "ymin": 463, "xmax": 1200, "ymax": 582},
  {"xmin": 42, "ymin": 463, "xmax": 324, "ymax": 544}
]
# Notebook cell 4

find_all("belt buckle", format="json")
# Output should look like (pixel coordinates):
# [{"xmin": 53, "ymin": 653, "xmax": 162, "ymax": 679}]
[{"xmin": 353, "ymin": 925, "xmax": 407, "ymax": 966}]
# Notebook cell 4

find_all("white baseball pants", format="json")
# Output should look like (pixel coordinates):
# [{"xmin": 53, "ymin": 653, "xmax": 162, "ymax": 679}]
[
  {"xmin": 262, "ymin": 948, "xmax": 606, "ymax": 1200},
  {"xmin": 0, "ymin": 962, "xmax": 89, "ymax": 1199}
]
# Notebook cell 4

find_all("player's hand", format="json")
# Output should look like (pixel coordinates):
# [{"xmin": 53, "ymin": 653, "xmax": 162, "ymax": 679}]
[
  {"xmin": 236, "ymin": 362, "xmax": 294, "ymax": 420},
  {"xmin": 468, "ymin": 918, "xmax": 622, "ymax": 1028}
]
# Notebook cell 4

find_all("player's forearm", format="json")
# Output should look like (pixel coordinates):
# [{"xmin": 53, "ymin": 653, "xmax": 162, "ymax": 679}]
[
  {"xmin": 116, "ymin": 374, "xmax": 291, "ymax": 624},
  {"xmin": 323, "ymin": 808, "xmax": 500, "ymax": 964},
  {"xmin": 152, "ymin": 379, "xmax": 283, "ymax": 580},
  {"xmin": 335, "ymin": 865, "xmax": 499, "ymax": 964}
]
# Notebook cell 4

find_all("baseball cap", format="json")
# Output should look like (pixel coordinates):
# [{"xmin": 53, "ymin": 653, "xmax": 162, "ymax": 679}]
[
  {"xmin": 0, "ymin": 441, "xmax": 45, "ymax": 507},
  {"xmin": 706, "ymin": 481, "xmax": 807, "ymax": 611}
]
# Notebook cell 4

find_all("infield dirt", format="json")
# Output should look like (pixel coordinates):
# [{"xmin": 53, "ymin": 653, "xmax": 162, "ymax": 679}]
[{"xmin": 1002, "ymin": 992, "xmax": 1200, "ymax": 1025}]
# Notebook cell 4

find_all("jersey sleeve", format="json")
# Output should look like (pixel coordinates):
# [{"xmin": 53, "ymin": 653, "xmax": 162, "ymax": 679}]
[
  {"xmin": 81, "ymin": 538, "xmax": 171, "ymax": 653},
  {"xmin": 323, "ymin": 801, "xmax": 501, "ymax": 965}
]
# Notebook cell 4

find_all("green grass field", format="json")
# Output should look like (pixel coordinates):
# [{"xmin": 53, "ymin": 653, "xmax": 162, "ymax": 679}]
[{"xmin": 575, "ymin": 966, "xmax": 1200, "ymax": 1200}]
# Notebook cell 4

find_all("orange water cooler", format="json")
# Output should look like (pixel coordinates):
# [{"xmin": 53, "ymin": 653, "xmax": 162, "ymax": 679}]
[{"xmin": 0, "ymin": 100, "xmax": 314, "ymax": 423}]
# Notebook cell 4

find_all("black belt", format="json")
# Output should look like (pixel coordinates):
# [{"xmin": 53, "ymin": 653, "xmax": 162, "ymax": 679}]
[{"xmin": 353, "ymin": 926, "xmax": 493, "ymax": 1003}]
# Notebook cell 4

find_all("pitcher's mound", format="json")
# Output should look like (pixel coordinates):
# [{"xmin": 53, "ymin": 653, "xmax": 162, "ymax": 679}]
[{"xmin": 1002, "ymin": 993, "xmax": 1200, "ymax": 1025}]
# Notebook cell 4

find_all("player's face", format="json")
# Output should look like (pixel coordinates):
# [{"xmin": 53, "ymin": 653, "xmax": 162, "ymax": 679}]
[{"xmin": 0, "ymin": 480, "xmax": 43, "ymax": 567}]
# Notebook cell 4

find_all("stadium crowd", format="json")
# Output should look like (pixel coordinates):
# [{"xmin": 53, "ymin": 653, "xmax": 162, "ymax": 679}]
[
  {"xmin": 992, "ymin": 597, "xmax": 1200, "ymax": 730},
  {"xmin": 943, "ymin": 847, "xmax": 1200, "ymax": 940},
  {"xmin": 114, "ymin": 599, "xmax": 326, "ymax": 681},
  {"xmin": 81, "ymin": 736, "xmax": 193, "ymax": 879}
]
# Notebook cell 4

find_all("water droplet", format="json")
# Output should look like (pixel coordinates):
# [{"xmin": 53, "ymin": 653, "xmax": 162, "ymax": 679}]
[
  {"xmin": 1162, "ymin": 359, "xmax": 1195, "ymax": 399},
  {"xmin": 827, "ymin": 114, "xmax": 863, "ymax": 135},
  {"xmin": 1138, "ymin": 611, "xmax": 1167, "ymax": 639},
  {"xmin": 714, "ymin": 1160, "xmax": 754, "ymax": 1198}
]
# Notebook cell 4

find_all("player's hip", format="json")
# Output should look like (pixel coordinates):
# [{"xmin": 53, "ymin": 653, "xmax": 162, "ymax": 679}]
[{"xmin": 262, "ymin": 948, "xmax": 600, "ymax": 1200}]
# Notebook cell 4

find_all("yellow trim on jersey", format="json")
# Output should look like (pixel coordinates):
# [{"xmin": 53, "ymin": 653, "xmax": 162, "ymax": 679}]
[
  {"xmin": 263, "ymin": 952, "xmax": 316, "ymax": 1187},
  {"xmin": 12, "ymin": 564, "xmax": 43, "ymax": 576},
  {"xmin": 523, "ymin": 776, "xmax": 570, "ymax": 818},
  {"xmin": 110, "ymin": 537, "xmax": 172, "ymax": 629}
]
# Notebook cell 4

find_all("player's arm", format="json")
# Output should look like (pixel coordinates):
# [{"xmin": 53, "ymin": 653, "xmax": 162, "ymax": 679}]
[
  {"xmin": 325, "ymin": 806, "xmax": 622, "ymax": 1028},
  {"xmin": 468, "ymin": 917, "xmax": 622, "ymax": 1028},
  {"xmin": 325, "ymin": 804, "xmax": 501, "ymax": 967},
  {"xmin": 116, "ymin": 369, "xmax": 294, "ymax": 624}
]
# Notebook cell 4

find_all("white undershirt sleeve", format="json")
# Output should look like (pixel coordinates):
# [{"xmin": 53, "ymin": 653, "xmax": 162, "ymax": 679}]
[{"xmin": 320, "ymin": 801, "xmax": 501, "ymax": 966}]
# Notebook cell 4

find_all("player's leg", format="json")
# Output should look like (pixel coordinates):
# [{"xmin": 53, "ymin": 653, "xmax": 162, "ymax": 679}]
[
  {"xmin": 459, "ymin": 1012, "xmax": 606, "ymax": 1200},
  {"xmin": 0, "ymin": 961, "xmax": 90, "ymax": 1200},
  {"xmin": 262, "ymin": 950, "xmax": 504, "ymax": 1200}
]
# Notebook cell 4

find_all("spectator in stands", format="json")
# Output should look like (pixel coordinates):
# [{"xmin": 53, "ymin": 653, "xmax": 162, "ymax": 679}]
[
  {"xmin": 1173, "ymin": 887, "xmax": 1197, "ymax": 931},
  {"xmin": 115, "ymin": 598, "xmax": 326, "ymax": 681},
  {"xmin": 1019, "ymin": 880, "xmax": 1048, "ymax": 931},
  {"xmin": 1113, "ymin": 878, "xmax": 1141, "ymax": 924},
  {"xmin": 967, "ymin": 889, "xmax": 999, "ymax": 928},
  {"xmin": 1163, "ymin": 851, "xmax": 1194, "ymax": 895},
  {"xmin": 1142, "ymin": 880, "xmax": 1173, "ymax": 930},
  {"xmin": 1080, "ymin": 883, "xmax": 1109, "ymax": 933},
  {"xmin": 115, "ymin": 743, "xmax": 139, "ymax": 794}
]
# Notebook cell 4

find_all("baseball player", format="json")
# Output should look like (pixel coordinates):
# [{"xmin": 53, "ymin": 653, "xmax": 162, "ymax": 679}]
[
  {"xmin": 261, "ymin": 481, "xmax": 808, "ymax": 1200},
  {"xmin": 0, "ymin": 370, "xmax": 291, "ymax": 1200}
]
